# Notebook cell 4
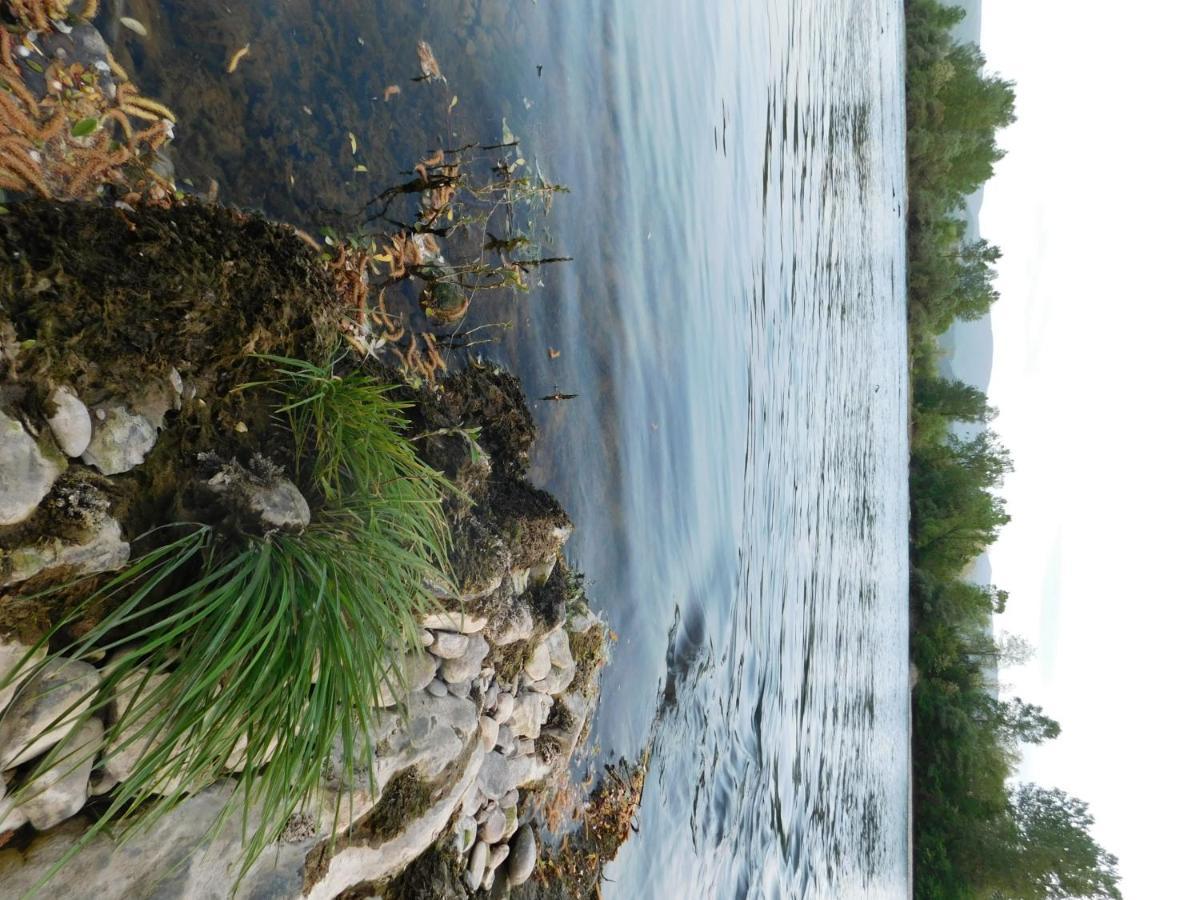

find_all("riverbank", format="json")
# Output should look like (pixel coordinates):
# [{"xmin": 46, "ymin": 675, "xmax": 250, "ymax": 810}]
[{"xmin": 0, "ymin": 3, "xmax": 635, "ymax": 896}]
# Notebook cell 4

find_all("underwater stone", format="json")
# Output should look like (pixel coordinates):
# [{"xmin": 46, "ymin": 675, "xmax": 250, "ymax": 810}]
[
  {"xmin": 0, "ymin": 659, "xmax": 100, "ymax": 769},
  {"xmin": 18, "ymin": 718, "xmax": 103, "ymax": 830},
  {"xmin": 507, "ymin": 825, "xmax": 537, "ymax": 887},
  {"xmin": 81, "ymin": 406, "xmax": 156, "ymax": 475},
  {"xmin": 0, "ymin": 409, "xmax": 64, "ymax": 525},
  {"xmin": 45, "ymin": 386, "xmax": 91, "ymax": 458}
]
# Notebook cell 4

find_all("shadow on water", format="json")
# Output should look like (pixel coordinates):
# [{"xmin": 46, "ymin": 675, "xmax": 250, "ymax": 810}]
[{"xmin": 107, "ymin": 0, "xmax": 911, "ymax": 895}]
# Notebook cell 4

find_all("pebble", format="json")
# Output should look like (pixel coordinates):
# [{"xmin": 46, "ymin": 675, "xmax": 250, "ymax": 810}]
[
  {"xmin": 479, "ymin": 715, "xmax": 499, "ymax": 753},
  {"xmin": 483, "ymin": 682, "xmax": 499, "ymax": 711},
  {"xmin": 507, "ymin": 825, "xmax": 537, "ymax": 887},
  {"xmin": 500, "ymin": 789, "xmax": 519, "ymax": 810},
  {"xmin": 523, "ymin": 641, "xmax": 552, "ymax": 681},
  {"xmin": 453, "ymin": 813, "xmax": 477, "ymax": 855},
  {"xmin": 447, "ymin": 679, "xmax": 470, "ymax": 699},
  {"xmin": 420, "ymin": 611, "xmax": 488, "ymax": 634},
  {"xmin": 489, "ymin": 842, "xmax": 511, "ymax": 870},
  {"xmin": 81, "ymin": 405, "xmax": 156, "ymax": 475},
  {"xmin": 544, "ymin": 628, "xmax": 574, "ymax": 669},
  {"xmin": 421, "ymin": 630, "xmax": 435, "ymax": 647},
  {"xmin": 429, "ymin": 631, "xmax": 470, "ymax": 659},
  {"xmin": 426, "ymin": 678, "xmax": 448, "ymax": 698},
  {"xmin": 45, "ymin": 386, "xmax": 91, "ymax": 457},
  {"xmin": 466, "ymin": 840, "xmax": 489, "ymax": 890},
  {"xmin": 480, "ymin": 808, "xmax": 506, "ymax": 843},
  {"xmin": 493, "ymin": 692, "xmax": 515, "ymax": 725},
  {"xmin": 440, "ymin": 633, "xmax": 489, "ymax": 685}
]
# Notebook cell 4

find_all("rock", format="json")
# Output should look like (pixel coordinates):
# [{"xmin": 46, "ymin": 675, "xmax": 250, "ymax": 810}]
[
  {"xmin": 374, "ymin": 651, "xmax": 438, "ymax": 707},
  {"xmin": 507, "ymin": 825, "xmax": 537, "ymax": 887},
  {"xmin": 447, "ymin": 680, "xmax": 470, "ymax": 699},
  {"xmin": 517, "ymin": 739, "xmax": 535, "ymax": 757},
  {"xmin": 541, "ymin": 662, "xmax": 575, "ymax": 696},
  {"xmin": 493, "ymin": 692, "xmax": 515, "ymax": 725},
  {"xmin": 482, "ymin": 866, "xmax": 496, "ymax": 891},
  {"xmin": 420, "ymin": 611, "xmax": 488, "ymax": 634},
  {"xmin": 500, "ymin": 804, "xmax": 520, "ymax": 841},
  {"xmin": 0, "ymin": 780, "xmax": 27, "ymax": 832},
  {"xmin": 429, "ymin": 631, "xmax": 470, "ymax": 660},
  {"xmin": 202, "ymin": 455, "xmax": 310, "ymax": 533},
  {"xmin": 426, "ymin": 678, "xmax": 448, "ymax": 698},
  {"xmin": 524, "ymin": 642, "xmax": 552, "ymax": 682},
  {"xmin": 81, "ymin": 406, "xmax": 156, "ymax": 475},
  {"xmin": 478, "ymin": 716, "xmax": 499, "ymax": 753},
  {"xmin": 483, "ymin": 682, "xmax": 499, "ymax": 711},
  {"xmin": 104, "ymin": 669, "xmax": 183, "ymax": 788},
  {"xmin": 88, "ymin": 768, "xmax": 118, "ymax": 797},
  {"xmin": 490, "ymin": 603, "xmax": 534, "ymax": 647},
  {"xmin": 421, "ymin": 630, "xmax": 435, "ymax": 647},
  {"xmin": 0, "ymin": 408, "xmax": 64, "ymax": 525},
  {"xmin": 440, "ymin": 634, "xmax": 489, "ymax": 685},
  {"xmin": 507, "ymin": 691, "xmax": 552, "ymax": 740},
  {"xmin": 480, "ymin": 807, "xmax": 506, "ymax": 843},
  {"xmin": 500, "ymin": 789, "xmax": 519, "ymax": 810},
  {"xmin": 509, "ymin": 567, "xmax": 532, "ymax": 596},
  {"xmin": 476, "ymin": 752, "xmax": 533, "ymax": 801},
  {"xmin": 0, "ymin": 659, "xmax": 100, "ymax": 769},
  {"xmin": 489, "ymin": 842, "xmax": 511, "ymax": 871},
  {"xmin": 44, "ymin": 386, "xmax": 90, "ymax": 458},
  {"xmin": 453, "ymin": 813, "xmax": 477, "ymax": 855},
  {"xmin": 1, "ymin": 512, "xmax": 129, "ymax": 589},
  {"xmin": 0, "ymin": 637, "xmax": 47, "ymax": 715},
  {"xmin": 18, "ymin": 718, "xmax": 103, "ymax": 830},
  {"xmin": 460, "ymin": 783, "xmax": 483, "ymax": 818},
  {"xmin": 495, "ymin": 725, "xmax": 514, "ymax": 756},
  {"xmin": 363, "ymin": 692, "xmax": 478, "ymax": 781},
  {"xmin": 466, "ymin": 840, "xmax": 489, "ymax": 890},
  {"xmin": 568, "ymin": 608, "xmax": 601, "ymax": 634},
  {"xmin": 544, "ymin": 628, "xmax": 573, "ymax": 670}
]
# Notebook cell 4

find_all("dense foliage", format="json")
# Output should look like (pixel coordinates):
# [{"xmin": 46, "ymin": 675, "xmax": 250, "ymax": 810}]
[{"xmin": 905, "ymin": 3, "xmax": 1121, "ymax": 898}]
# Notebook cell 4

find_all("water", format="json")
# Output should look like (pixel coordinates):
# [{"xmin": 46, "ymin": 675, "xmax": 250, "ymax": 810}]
[{"xmin": 106, "ymin": 0, "xmax": 910, "ymax": 895}]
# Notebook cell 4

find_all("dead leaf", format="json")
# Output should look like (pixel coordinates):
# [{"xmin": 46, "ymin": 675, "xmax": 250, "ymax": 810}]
[
  {"xmin": 416, "ymin": 41, "xmax": 444, "ymax": 82},
  {"xmin": 384, "ymin": 84, "xmax": 401, "ymax": 102},
  {"xmin": 448, "ymin": 95, "xmax": 458, "ymax": 112},
  {"xmin": 227, "ymin": 43, "xmax": 250, "ymax": 73},
  {"xmin": 348, "ymin": 132, "xmax": 358, "ymax": 154},
  {"xmin": 548, "ymin": 348, "xmax": 561, "ymax": 359}
]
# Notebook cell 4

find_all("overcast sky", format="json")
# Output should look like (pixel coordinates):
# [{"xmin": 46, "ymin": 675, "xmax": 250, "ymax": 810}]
[{"xmin": 979, "ymin": 3, "xmax": 1200, "ymax": 896}]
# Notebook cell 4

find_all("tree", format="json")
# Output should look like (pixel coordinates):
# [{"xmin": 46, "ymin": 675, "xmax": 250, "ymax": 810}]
[
  {"xmin": 987, "ymin": 784, "xmax": 1123, "ymax": 899},
  {"xmin": 986, "ymin": 698, "xmax": 1061, "ymax": 748}
]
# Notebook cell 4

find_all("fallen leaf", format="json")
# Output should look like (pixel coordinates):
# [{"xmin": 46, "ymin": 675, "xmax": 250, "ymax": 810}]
[
  {"xmin": 119, "ymin": 16, "xmax": 148, "ymax": 37},
  {"xmin": 384, "ymin": 84, "xmax": 401, "ymax": 102},
  {"xmin": 501, "ymin": 117, "xmax": 516, "ymax": 145},
  {"xmin": 548, "ymin": 348, "xmax": 560, "ymax": 359},
  {"xmin": 348, "ymin": 132, "xmax": 358, "ymax": 154},
  {"xmin": 353, "ymin": 164, "xmax": 368, "ymax": 173},
  {"xmin": 416, "ymin": 40, "xmax": 443, "ymax": 82},
  {"xmin": 448, "ymin": 95, "xmax": 458, "ymax": 112},
  {"xmin": 227, "ymin": 43, "xmax": 250, "ymax": 73}
]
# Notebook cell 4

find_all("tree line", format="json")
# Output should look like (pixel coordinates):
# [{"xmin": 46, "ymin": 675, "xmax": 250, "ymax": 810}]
[{"xmin": 904, "ymin": 3, "xmax": 1121, "ymax": 897}]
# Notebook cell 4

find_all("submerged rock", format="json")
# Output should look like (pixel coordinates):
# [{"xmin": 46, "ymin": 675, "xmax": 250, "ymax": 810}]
[{"xmin": 0, "ymin": 409, "xmax": 64, "ymax": 525}]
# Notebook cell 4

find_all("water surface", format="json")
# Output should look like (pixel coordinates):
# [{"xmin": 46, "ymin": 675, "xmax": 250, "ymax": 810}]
[{"xmin": 107, "ymin": 0, "xmax": 910, "ymax": 895}]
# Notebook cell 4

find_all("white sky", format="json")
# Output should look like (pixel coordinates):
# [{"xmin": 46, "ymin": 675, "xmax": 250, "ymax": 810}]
[{"xmin": 980, "ymin": 3, "xmax": 1200, "ymax": 896}]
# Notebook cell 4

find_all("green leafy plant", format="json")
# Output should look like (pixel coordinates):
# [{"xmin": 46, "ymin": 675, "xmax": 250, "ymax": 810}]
[{"xmin": 0, "ymin": 355, "xmax": 452, "ymax": 891}]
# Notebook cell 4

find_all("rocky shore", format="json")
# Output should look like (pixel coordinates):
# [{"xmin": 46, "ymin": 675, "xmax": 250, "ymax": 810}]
[{"xmin": 0, "ymin": 200, "xmax": 610, "ymax": 897}]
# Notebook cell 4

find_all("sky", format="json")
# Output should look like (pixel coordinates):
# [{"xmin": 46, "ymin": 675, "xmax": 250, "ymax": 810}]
[{"xmin": 979, "ymin": 3, "xmax": 1200, "ymax": 896}]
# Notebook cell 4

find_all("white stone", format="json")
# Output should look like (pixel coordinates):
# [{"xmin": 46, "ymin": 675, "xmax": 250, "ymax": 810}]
[
  {"xmin": 0, "ymin": 408, "xmax": 64, "ymax": 525},
  {"xmin": 420, "ymin": 630, "xmax": 435, "ymax": 647},
  {"xmin": 466, "ymin": 840, "xmax": 489, "ymax": 890},
  {"xmin": 18, "ymin": 718, "xmax": 103, "ymax": 830},
  {"xmin": 480, "ymin": 807, "xmax": 506, "ymax": 843},
  {"xmin": 508, "ymin": 825, "xmax": 537, "ymax": 887},
  {"xmin": 476, "ymin": 751, "xmax": 534, "ymax": 801},
  {"xmin": 374, "ymin": 651, "xmax": 438, "ymax": 707},
  {"xmin": 81, "ymin": 406, "xmax": 156, "ymax": 475},
  {"xmin": 429, "ymin": 631, "xmax": 470, "ymax": 660},
  {"xmin": 45, "ymin": 386, "xmax": 90, "ymax": 457},
  {"xmin": 420, "ymin": 611, "xmax": 488, "ymax": 634},
  {"xmin": 453, "ymin": 813, "xmax": 477, "ymax": 855},
  {"xmin": 524, "ymin": 641, "xmax": 552, "ymax": 682},
  {"xmin": 490, "ymin": 604, "xmax": 534, "ymax": 647},
  {"xmin": 541, "ymin": 662, "xmax": 576, "ymax": 696},
  {"xmin": 0, "ymin": 659, "xmax": 100, "ymax": 769},
  {"xmin": 489, "ymin": 842, "xmax": 511, "ymax": 870},
  {"xmin": 507, "ymin": 691, "xmax": 553, "ymax": 740},
  {"xmin": 478, "ymin": 716, "xmax": 499, "ymax": 754},
  {"xmin": 440, "ymin": 634, "xmax": 489, "ymax": 685},
  {"xmin": 493, "ymin": 692, "xmax": 515, "ymax": 725},
  {"xmin": 544, "ymin": 628, "xmax": 573, "ymax": 669}
]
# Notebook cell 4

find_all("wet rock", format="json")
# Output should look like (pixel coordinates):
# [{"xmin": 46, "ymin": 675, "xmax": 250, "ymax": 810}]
[
  {"xmin": 507, "ymin": 825, "xmax": 537, "ymax": 887},
  {"xmin": 429, "ymin": 631, "xmax": 470, "ymax": 660},
  {"xmin": 544, "ymin": 628, "xmax": 573, "ymax": 670},
  {"xmin": 524, "ymin": 642, "xmax": 552, "ymax": 682},
  {"xmin": 466, "ymin": 840, "xmax": 489, "ymax": 890},
  {"xmin": 479, "ymin": 807, "xmax": 506, "ymax": 843},
  {"xmin": 0, "ymin": 659, "xmax": 100, "ymax": 769},
  {"xmin": 81, "ymin": 406, "xmax": 156, "ymax": 475},
  {"xmin": 0, "ymin": 408, "xmax": 64, "ymax": 525},
  {"xmin": 44, "ymin": 386, "xmax": 91, "ymax": 458},
  {"xmin": 374, "ymin": 651, "xmax": 438, "ymax": 708},
  {"xmin": 420, "ymin": 611, "xmax": 488, "ymax": 634},
  {"xmin": 0, "ymin": 638, "xmax": 47, "ymax": 714},
  {"xmin": 440, "ymin": 634, "xmax": 489, "ymax": 685},
  {"xmin": 18, "ymin": 718, "xmax": 103, "ymax": 830}
]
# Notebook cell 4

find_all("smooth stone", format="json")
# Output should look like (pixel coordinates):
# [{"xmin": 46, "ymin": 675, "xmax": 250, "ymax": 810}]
[
  {"xmin": 88, "ymin": 768, "xmax": 118, "ymax": 797},
  {"xmin": 421, "ymin": 630, "xmax": 435, "ymax": 647},
  {"xmin": 0, "ymin": 659, "xmax": 100, "ymax": 769},
  {"xmin": 45, "ymin": 386, "xmax": 91, "ymax": 457},
  {"xmin": 507, "ymin": 692, "xmax": 552, "ymax": 740},
  {"xmin": 544, "ymin": 628, "xmax": 573, "ymax": 670},
  {"xmin": 466, "ymin": 840, "xmax": 489, "ymax": 890},
  {"xmin": 429, "ymin": 631, "xmax": 470, "ymax": 660},
  {"xmin": 420, "ymin": 611, "xmax": 487, "ymax": 634},
  {"xmin": 426, "ymin": 678, "xmax": 448, "ymax": 698},
  {"xmin": 483, "ymin": 682, "xmax": 499, "ymax": 712},
  {"xmin": 495, "ymin": 725, "xmax": 514, "ymax": 755},
  {"xmin": 440, "ymin": 634, "xmax": 489, "ymax": 685},
  {"xmin": 523, "ymin": 642, "xmax": 552, "ymax": 682},
  {"xmin": 0, "ymin": 408, "xmax": 64, "ymax": 525},
  {"xmin": 447, "ymin": 679, "xmax": 470, "ymax": 699},
  {"xmin": 517, "ymin": 739, "xmax": 535, "ymax": 757},
  {"xmin": 489, "ymin": 842, "xmax": 511, "ymax": 870},
  {"xmin": 81, "ymin": 406, "xmax": 156, "ymax": 475},
  {"xmin": 500, "ymin": 804, "xmax": 519, "ymax": 841},
  {"xmin": 479, "ymin": 808, "xmax": 506, "ymax": 843},
  {"xmin": 476, "ymin": 752, "xmax": 533, "ymax": 801},
  {"xmin": 542, "ymin": 662, "xmax": 575, "ymax": 696},
  {"xmin": 460, "ymin": 783, "xmax": 483, "ymax": 817},
  {"xmin": 0, "ymin": 781, "xmax": 27, "ymax": 832},
  {"xmin": 374, "ymin": 651, "xmax": 437, "ymax": 707},
  {"xmin": 482, "ymin": 866, "xmax": 496, "ymax": 891},
  {"xmin": 19, "ymin": 718, "xmax": 103, "ymax": 830},
  {"xmin": 104, "ymin": 669, "xmax": 174, "ymax": 786},
  {"xmin": 478, "ymin": 716, "xmax": 499, "ymax": 754},
  {"xmin": 0, "ymin": 638, "xmax": 47, "ymax": 714},
  {"xmin": 493, "ymin": 692, "xmax": 514, "ymax": 725},
  {"xmin": 453, "ymin": 813, "xmax": 477, "ymax": 855},
  {"xmin": 500, "ymin": 789, "xmax": 519, "ymax": 810},
  {"xmin": 507, "ymin": 825, "xmax": 537, "ymax": 887}
]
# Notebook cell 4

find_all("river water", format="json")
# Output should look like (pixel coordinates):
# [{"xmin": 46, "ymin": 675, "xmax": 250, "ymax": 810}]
[{"xmin": 106, "ymin": 0, "xmax": 910, "ymax": 895}]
